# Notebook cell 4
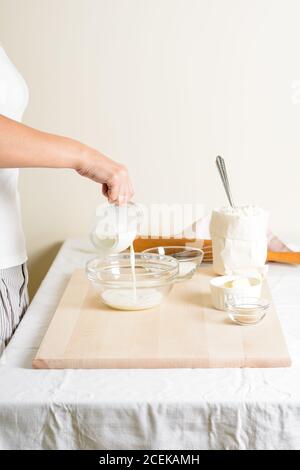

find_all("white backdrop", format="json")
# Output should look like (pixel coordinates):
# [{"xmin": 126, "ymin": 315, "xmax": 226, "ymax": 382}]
[{"xmin": 0, "ymin": 0, "xmax": 300, "ymax": 293}]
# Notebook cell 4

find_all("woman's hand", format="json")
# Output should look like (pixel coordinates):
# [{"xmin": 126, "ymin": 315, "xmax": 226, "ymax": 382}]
[{"xmin": 76, "ymin": 149, "xmax": 134, "ymax": 205}]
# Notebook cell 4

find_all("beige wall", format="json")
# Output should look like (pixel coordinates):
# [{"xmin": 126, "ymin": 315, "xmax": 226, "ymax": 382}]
[{"xmin": 1, "ymin": 0, "xmax": 300, "ymax": 296}]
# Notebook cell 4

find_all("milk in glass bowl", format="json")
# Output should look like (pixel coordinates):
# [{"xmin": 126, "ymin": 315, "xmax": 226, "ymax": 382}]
[{"xmin": 86, "ymin": 253, "xmax": 179, "ymax": 311}]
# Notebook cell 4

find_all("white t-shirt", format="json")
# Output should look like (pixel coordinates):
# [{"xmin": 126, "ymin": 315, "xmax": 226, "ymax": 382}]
[{"xmin": 0, "ymin": 46, "xmax": 28, "ymax": 268}]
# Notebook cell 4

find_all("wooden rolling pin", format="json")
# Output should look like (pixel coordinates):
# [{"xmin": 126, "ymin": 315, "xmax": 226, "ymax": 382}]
[{"xmin": 133, "ymin": 237, "xmax": 300, "ymax": 264}]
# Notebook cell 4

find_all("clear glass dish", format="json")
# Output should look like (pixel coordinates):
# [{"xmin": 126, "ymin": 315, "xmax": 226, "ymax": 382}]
[
  {"xmin": 142, "ymin": 246, "xmax": 204, "ymax": 281},
  {"xmin": 226, "ymin": 296, "xmax": 270, "ymax": 326},
  {"xmin": 86, "ymin": 253, "xmax": 179, "ymax": 311}
]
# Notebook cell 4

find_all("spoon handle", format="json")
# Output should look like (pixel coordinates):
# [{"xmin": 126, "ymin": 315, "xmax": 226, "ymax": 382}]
[{"xmin": 216, "ymin": 155, "xmax": 235, "ymax": 208}]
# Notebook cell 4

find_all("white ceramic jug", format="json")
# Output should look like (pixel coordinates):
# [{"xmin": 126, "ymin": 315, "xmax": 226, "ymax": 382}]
[{"xmin": 90, "ymin": 202, "xmax": 142, "ymax": 253}]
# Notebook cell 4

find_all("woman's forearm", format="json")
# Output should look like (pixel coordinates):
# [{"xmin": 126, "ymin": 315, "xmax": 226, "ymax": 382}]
[
  {"xmin": 0, "ymin": 114, "xmax": 134, "ymax": 203},
  {"xmin": 0, "ymin": 114, "xmax": 83, "ymax": 170}
]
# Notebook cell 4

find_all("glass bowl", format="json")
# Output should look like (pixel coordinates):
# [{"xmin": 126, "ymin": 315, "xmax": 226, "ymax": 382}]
[
  {"xmin": 86, "ymin": 253, "xmax": 179, "ymax": 311},
  {"xmin": 142, "ymin": 246, "xmax": 204, "ymax": 281},
  {"xmin": 226, "ymin": 296, "xmax": 270, "ymax": 326}
]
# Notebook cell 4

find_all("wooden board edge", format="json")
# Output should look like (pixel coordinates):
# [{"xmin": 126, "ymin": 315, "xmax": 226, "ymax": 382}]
[
  {"xmin": 31, "ymin": 356, "xmax": 292, "ymax": 370},
  {"xmin": 31, "ymin": 269, "xmax": 86, "ymax": 368}
]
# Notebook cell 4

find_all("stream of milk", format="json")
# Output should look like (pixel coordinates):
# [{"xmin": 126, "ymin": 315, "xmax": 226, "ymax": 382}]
[
  {"xmin": 102, "ymin": 243, "xmax": 163, "ymax": 310},
  {"xmin": 130, "ymin": 242, "xmax": 137, "ymax": 303}
]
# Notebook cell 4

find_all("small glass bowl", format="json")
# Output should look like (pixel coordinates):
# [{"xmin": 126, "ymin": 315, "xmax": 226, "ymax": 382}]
[
  {"xmin": 226, "ymin": 296, "xmax": 270, "ymax": 326},
  {"xmin": 86, "ymin": 253, "xmax": 179, "ymax": 311},
  {"xmin": 142, "ymin": 246, "xmax": 204, "ymax": 281}
]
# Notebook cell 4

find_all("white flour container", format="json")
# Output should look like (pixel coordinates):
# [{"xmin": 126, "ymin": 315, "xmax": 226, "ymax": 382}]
[{"xmin": 209, "ymin": 205, "xmax": 269, "ymax": 275}]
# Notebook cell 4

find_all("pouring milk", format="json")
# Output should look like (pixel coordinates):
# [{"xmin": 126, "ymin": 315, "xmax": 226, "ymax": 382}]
[{"xmin": 90, "ymin": 203, "xmax": 163, "ymax": 310}]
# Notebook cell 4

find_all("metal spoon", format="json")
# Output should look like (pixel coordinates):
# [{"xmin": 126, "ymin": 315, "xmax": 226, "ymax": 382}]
[{"xmin": 215, "ymin": 155, "xmax": 235, "ymax": 208}]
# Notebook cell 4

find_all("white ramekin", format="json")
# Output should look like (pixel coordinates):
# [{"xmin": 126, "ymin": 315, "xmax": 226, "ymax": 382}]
[{"xmin": 210, "ymin": 274, "xmax": 262, "ymax": 311}]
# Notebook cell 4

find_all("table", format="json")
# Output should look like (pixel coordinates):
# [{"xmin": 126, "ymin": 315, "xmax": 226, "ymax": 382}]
[{"xmin": 1, "ymin": 238, "xmax": 300, "ymax": 450}]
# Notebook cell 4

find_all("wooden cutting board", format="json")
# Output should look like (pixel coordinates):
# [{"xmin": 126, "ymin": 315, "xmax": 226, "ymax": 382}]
[{"xmin": 33, "ymin": 267, "xmax": 291, "ymax": 369}]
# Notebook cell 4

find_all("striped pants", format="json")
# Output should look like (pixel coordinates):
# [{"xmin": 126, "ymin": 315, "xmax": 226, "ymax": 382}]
[{"xmin": 0, "ymin": 263, "xmax": 29, "ymax": 353}]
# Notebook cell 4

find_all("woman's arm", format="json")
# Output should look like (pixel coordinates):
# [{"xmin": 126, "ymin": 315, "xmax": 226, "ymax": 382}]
[{"xmin": 0, "ymin": 114, "xmax": 134, "ymax": 204}]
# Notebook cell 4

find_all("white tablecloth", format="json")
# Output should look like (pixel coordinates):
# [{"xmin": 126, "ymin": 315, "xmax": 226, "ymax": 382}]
[{"xmin": 1, "ymin": 238, "xmax": 300, "ymax": 450}]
